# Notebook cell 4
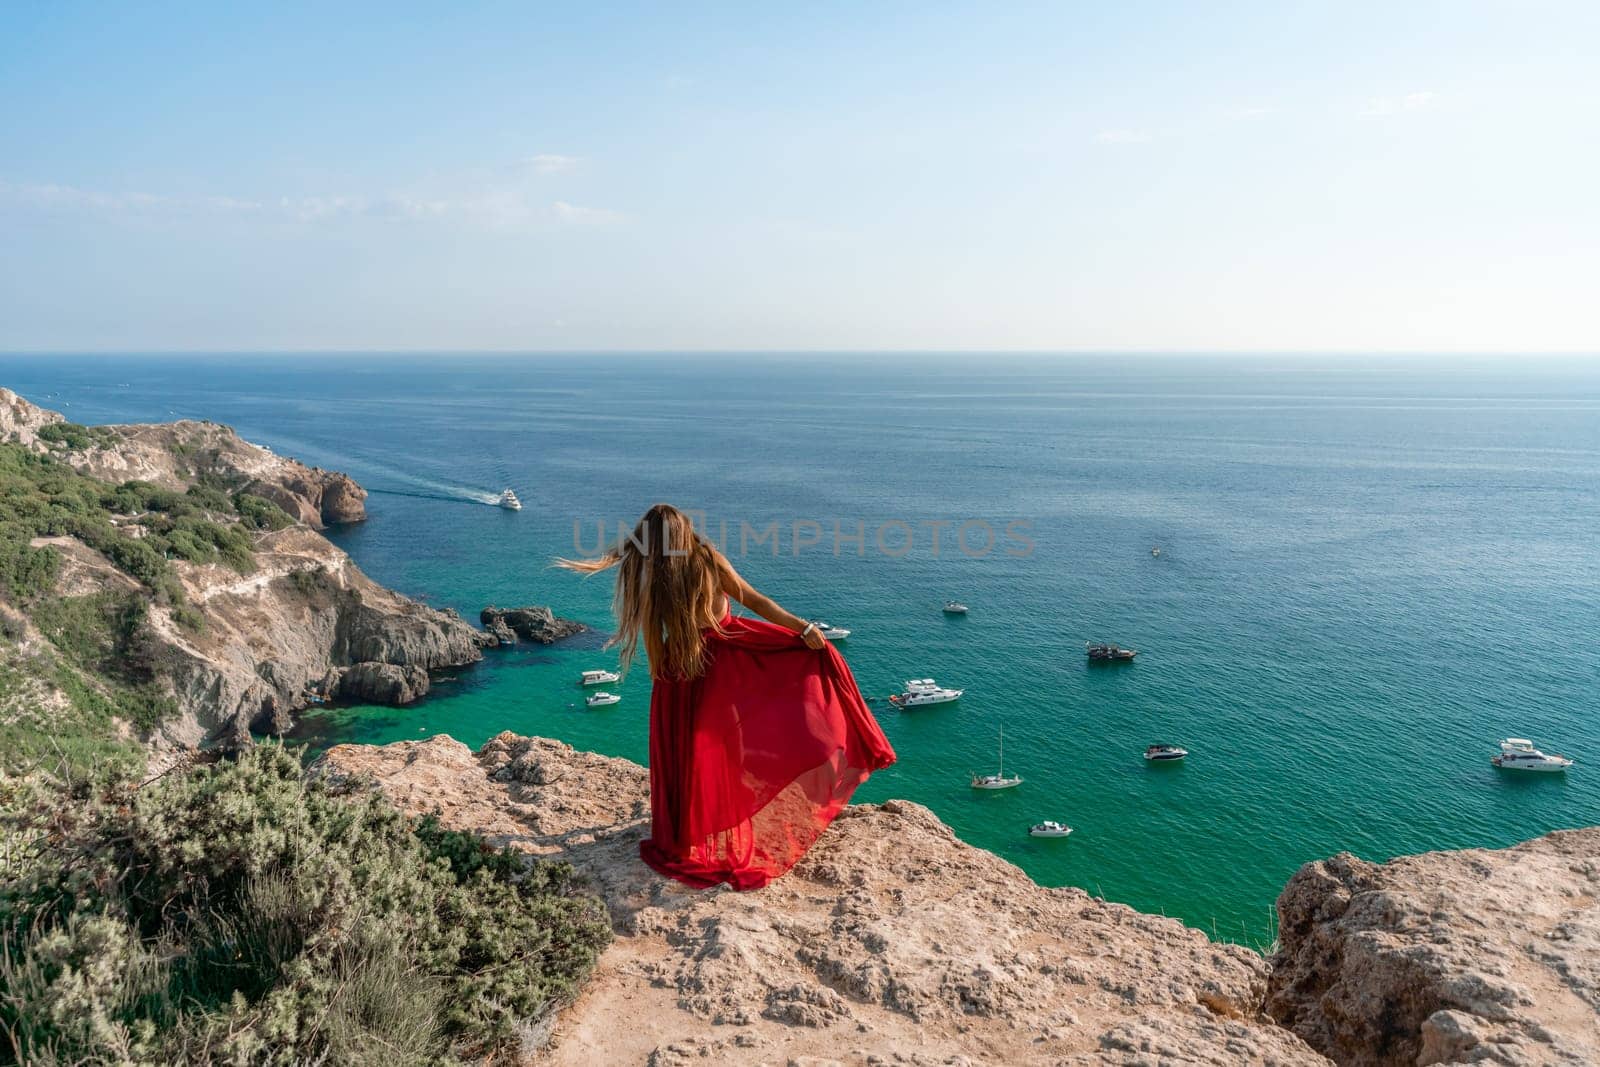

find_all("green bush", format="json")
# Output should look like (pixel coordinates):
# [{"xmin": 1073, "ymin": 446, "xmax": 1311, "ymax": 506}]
[
  {"xmin": 234, "ymin": 493, "xmax": 294, "ymax": 532},
  {"xmin": 28, "ymin": 594, "xmax": 177, "ymax": 732},
  {"xmin": 0, "ymin": 747, "xmax": 611, "ymax": 1065},
  {"xmin": 35, "ymin": 423, "xmax": 116, "ymax": 452}
]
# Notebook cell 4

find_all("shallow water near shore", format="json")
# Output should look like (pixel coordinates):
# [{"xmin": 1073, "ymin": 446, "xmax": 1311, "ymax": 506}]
[{"xmin": 9, "ymin": 351, "xmax": 1600, "ymax": 945}]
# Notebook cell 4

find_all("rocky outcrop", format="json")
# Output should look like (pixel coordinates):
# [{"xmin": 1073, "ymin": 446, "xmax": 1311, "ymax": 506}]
[
  {"xmin": 314, "ymin": 733, "xmax": 1330, "ymax": 1066},
  {"xmin": 0, "ymin": 386, "xmax": 64, "ymax": 446},
  {"xmin": 480, "ymin": 605, "xmax": 588, "ymax": 645},
  {"xmin": 0, "ymin": 387, "xmax": 366, "ymax": 528},
  {"xmin": 1268, "ymin": 831, "xmax": 1600, "ymax": 1066},
  {"xmin": 336, "ymin": 661, "xmax": 431, "ymax": 705}
]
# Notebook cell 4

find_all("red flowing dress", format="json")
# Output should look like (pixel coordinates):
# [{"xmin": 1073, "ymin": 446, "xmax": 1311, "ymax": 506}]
[{"xmin": 640, "ymin": 611, "xmax": 897, "ymax": 889}]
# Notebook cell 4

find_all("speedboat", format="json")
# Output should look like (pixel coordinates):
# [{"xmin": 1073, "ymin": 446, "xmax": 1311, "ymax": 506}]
[
  {"xmin": 1086, "ymin": 642, "xmax": 1136, "ymax": 661},
  {"xmin": 971, "ymin": 727, "xmax": 1022, "ymax": 789},
  {"xmin": 579, "ymin": 669, "xmax": 620, "ymax": 686},
  {"xmin": 888, "ymin": 678, "xmax": 964, "ymax": 708},
  {"xmin": 498, "ymin": 489, "xmax": 522, "ymax": 511},
  {"xmin": 1144, "ymin": 744, "xmax": 1187, "ymax": 762},
  {"xmin": 1491, "ymin": 738, "xmax": 1572, "ymax": 772},
  {"xmin": 1029, "ymin": 821, "xmax": 1073, "ymax": 838},
  {"xmin": 814, "ymin": 621, "xmax": 850, "ymax": 641},
  {"xmin": 943, "ymin": 601, "xmax": 969, "ymax": 615},
  {"xmin": 585, "ymin": 691, "xmax": 621, "ymax": 707},
  {"xmin": 1151, "ymin": 546, "xmax": 1162, "ymax": 557}
]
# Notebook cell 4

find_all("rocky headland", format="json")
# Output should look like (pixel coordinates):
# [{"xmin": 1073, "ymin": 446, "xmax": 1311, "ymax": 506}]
[{"xmin": 1, "ymin": 387, "xmax": 491, "ymax": 752}]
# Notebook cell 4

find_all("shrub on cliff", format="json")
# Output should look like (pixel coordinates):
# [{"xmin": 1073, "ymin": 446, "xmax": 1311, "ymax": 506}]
[{"xmin": 0, "ymin": 745, "xmax": 611, "ymax": 1065}]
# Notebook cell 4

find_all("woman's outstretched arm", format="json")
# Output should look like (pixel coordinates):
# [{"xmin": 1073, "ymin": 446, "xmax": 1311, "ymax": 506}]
[{"xmin": 716, "ymin": 552, "xmax": 828, "ymax": 649}]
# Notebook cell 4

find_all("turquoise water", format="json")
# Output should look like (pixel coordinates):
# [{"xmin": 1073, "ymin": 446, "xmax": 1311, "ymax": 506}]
[{"xmin": 8, "ymin": 353, "xmax": 1600, "ymax": 944}]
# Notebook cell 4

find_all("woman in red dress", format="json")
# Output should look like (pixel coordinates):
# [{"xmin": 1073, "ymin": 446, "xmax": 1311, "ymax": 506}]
[{"xmin": 561, "ymin": 504, "xmax": 896, "ymax": 889}]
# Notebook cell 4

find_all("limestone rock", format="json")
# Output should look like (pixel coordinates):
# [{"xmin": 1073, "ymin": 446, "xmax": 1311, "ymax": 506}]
[
  {"xmin": 1267, "ymin": 829, "xmax": 1600, "ymax": 1065},
  {"xmin": 313, "ymin": 733, "xmax": 1329, "ymax": 1066}
]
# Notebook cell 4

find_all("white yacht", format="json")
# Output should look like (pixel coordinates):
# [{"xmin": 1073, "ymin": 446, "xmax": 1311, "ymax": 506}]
[
  {"xmin": 943, "ymin": 601, "xmax": 969, "ymax": 615},
  {"xmin": 971, "ymin": 727, "xmax": 1022, "ymax": 789},
  {"xmin": 1143, "ymin": 744, "xmax": 1188, "ymax": 762},
  {"xmin": 814, "ymin": 622, "xmax": 850, "ymax": 641},
  {"xmin": 585, "ymin": 691, "xmax": 621, "ymax": 708},
  {"xmin": 1029, "ymin": 821, "xmax": 1073, "ymax": 838},
  {"xmin": 889, "ymin": 678, "xmax": 964, "ymax": 708},
  {"xmin": 498, "ymin": 489, "xmax": 522, "ymax": 511},
  {"xmin": 1491, "ymin": 738, "xmax": 1572, "ymax": 772},
  {"xmin": 579, "ymin": 669, "xmax": 621, "ymax": 686}
]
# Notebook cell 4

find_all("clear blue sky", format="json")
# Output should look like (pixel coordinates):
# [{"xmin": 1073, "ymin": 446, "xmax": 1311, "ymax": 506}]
[{"xmin": 2, "ymin": 2, "xmax": 1597, "ymax": 352}]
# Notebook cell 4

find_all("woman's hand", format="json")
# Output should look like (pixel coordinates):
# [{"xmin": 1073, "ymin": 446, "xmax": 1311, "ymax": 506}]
[{"xmin": 800, "ymin": 623, "xmax": 828, "ymax": 650}]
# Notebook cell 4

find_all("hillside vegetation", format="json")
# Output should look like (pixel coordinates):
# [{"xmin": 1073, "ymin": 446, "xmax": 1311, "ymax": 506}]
[{"xmin": 0, "ymin": 745, "xmax": 612, "ymax": 1065}]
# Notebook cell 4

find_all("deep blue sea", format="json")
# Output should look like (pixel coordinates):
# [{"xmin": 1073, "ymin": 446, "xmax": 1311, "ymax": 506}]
[{"xmin": 6, "ymin": 352, "xmax": 1599, "ymax": 944}]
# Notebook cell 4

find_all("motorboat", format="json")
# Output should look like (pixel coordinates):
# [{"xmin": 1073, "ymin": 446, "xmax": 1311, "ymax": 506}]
[
  {"xmin": 585, "ymin": 691, "xmax": 621, "ymax": 707},
  {"xmin": 943, "ymin": 601, "xmax": 969, "ymax": 615},
  {"xmin": 498, "ymin": 489, "xmax": 522, "ymax": 511},
  {"xmin": 1086, "ymin": 642, "xmax": 1136, "ymax": 661},
  {"xmin": 814, "ymin": 621, "xmax": 850, "ymax": 641},
  {"xmin": 1491, "ymin": 738, "xmax": 1572, "ymax": 772},
  {"xmin": 1029, "ymin": 821, "xmax": 1073, "ymax": 838},
  {"xmin": 1151, "ymin": 546, "xmax": 1162, "ymax": 557},
  {"xmin": 971, "ymin": 727, "xmax": 1022, "ymax": 789},
  {"xmin": 579, "ymin": 669, "xmax": 620, "ymax": 686},
  {"xmin": 888, "ymin": 678, "xmax": 963, "ymax": 708},
  {"xmin": 1144, "ymin": 744, "xmax": 1188, "ymax": 762}
]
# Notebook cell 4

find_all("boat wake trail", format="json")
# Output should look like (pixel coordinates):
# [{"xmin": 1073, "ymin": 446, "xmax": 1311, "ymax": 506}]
[{"xmin": 367, "ymin": 483, "xmax": 503, "ymax": 507}]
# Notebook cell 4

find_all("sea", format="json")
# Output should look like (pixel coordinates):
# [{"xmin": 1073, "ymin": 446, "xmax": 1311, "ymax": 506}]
[{"xmin": 6, "ymin": 352, "xmax": 1598, "ymax": 946}]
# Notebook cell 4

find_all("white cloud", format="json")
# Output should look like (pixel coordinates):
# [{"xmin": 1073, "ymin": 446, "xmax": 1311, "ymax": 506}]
[
  {"xmin": 552, "ymin": 200, "xmax": 624, "ymax": 225},
  {"xmin": 1361, "ymin": 91, "xmax": 1438, "ymax": 117},
  {"xmin": 1095, "ymin": 129, "xmax": 1152, "ymax": 144},
  {"xmin": 0, "ymin": 179, "xmax": 624, "ymax": 230},
  {"xmin": 528, "ymin": 153, "xmax": 581, "ymax": 175}
]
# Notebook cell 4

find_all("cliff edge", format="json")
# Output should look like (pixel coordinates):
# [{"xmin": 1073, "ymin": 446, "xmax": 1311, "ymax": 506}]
[{"xmin": 315, "ymin": 733, "xmax": 1330, "ymax": 1066}]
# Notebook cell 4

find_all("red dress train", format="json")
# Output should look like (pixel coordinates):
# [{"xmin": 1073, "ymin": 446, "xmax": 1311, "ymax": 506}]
[{"xmin": 640, "ymin": 612, "xmax": 897, "ymax": 889}]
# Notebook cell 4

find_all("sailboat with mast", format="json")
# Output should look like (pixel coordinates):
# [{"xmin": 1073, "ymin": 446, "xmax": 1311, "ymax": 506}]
[{"xmin": 970, "ymin": 727, "xmax": 1023, "ymax": 789}]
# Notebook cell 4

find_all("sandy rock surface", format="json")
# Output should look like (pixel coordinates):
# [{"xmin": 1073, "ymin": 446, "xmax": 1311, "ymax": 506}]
[{"xmin": 316, "ymin": 733, "xmax": 1329, "ymax": 1066}]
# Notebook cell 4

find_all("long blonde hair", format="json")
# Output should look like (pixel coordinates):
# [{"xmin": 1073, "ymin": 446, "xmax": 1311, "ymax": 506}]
[{"xmin": 557, "ymin": 504, "xmax": 726, "ymax": 679}]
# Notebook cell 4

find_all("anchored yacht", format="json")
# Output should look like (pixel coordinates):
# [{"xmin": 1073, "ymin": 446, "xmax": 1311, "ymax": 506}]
[
  {"xmin": 971, "ymin": 727, "xmax": 1022, "ymax": 789},
  {"xmin": 943, "ymin": 601, "xmax": 969, "ymax": 615},
  {"xmin": 498, "ymin": 489, "xmax": 522, "ymax": 511},
  {"xmin": 1143, "ymin": 744, "xmax": 1188, "ymax": 762},
  {"xmin": 888, "ymin": 678, "xmax": 964, "ymax": 708},
  {"xmin": 579, "ymin": 669, "xmax": 620, "ymax": 686},
  {"xmin": 1491, "ymin": 738, "xmax": 1572, "ymax": 772},
  {"xmin": 1029, "ymin": 821, "xmax": 1073, "ymax": 838},
  {"xmin": 585, "ymin": 691, "xmax": 621, "ymax": 708},
  {"xmin": 814, "ymin": 622, "xmax": 850, "ymax": 641},
  {"xmin": 1086, "ymin": 642, "xmax": 1136, "ymax": 661}
]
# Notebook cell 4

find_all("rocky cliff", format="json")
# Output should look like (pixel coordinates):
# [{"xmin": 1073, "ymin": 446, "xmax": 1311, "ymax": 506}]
[
  {"xmin": 1268, "ymin": 831, "xmax": 1600, "ymax": 1066},
  {"xmin": 315, "ymin": 733, "xmax": 1332, "ymax": 1066},
  {"xmin": 0, "ymin": 387, "xmax": 365, "ymax": 527},
  {"xmin": 1, "ymin": 388, "xmax": 487, "ymax": 752}
]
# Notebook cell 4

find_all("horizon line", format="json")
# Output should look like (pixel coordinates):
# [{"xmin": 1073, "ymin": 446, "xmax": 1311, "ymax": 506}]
[{"xmin": 5, "ymin": 348, "xmax": 1600, "ymax": 359}]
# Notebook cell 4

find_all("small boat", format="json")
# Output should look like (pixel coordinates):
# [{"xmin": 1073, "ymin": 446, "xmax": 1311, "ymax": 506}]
[
  {"xmin": 971, "ymin": 727, "xmax": 1022, "ymax": 789},
  {"xmin": 1086, "ymin": 642, "xmax": 1136, "ymax": 661},
  {"xmin": 585, "ymin": 691, "xmax": 621, "ymax": 707},
  {"xmin": 1491, "ymin": 738, "xmax": 1572, "ymax": 772},
  {"xmin": 1029, "ymin": 821, "xmax": 1073, "ymax": 838},
  {"xmin": 498, "ymin": 489, "xmax": 522, "ymax": 511},
  {"xmin": 579, "ymin": 669, "xmax": 620, "ymax": 686},
  {"xmin": 814, "ymin": 621, "xmax": 850, "ymax": 641},
  {"xmin": 1151, "ymin": 546, "xmax": 1162, "ymax": 557},
  {"xmin": 943, "ymin": 601, "xmax": 969, "ymax": 615},
  {"xmin": 1144, "ymin": 744, "xmax": 1188, "ymax": 762},
  {"xmin": 888, "ymin": 678, "xmax": 964, "ymax": 708}
]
